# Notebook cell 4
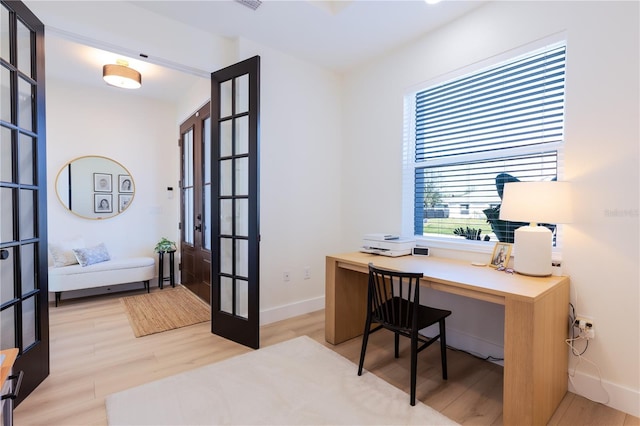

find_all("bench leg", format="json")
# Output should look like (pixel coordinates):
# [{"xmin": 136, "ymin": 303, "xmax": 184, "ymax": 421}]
[
  {"xmin": 55, "ymin": 292, "xmax": 61, "ymax": 307},
  {"xmin": 143, "ymin": 280, "xmax": 150, "ymax": 293}
]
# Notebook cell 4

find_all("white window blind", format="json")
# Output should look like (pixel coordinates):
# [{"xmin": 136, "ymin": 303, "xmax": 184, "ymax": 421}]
[{"xmin": 410, "ymin": 44, "xmax": 566, "ymax": 242}]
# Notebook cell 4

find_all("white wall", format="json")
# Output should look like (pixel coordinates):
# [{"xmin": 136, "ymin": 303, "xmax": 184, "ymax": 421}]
[
  {"xmin": 234, "ymin": 38, "xmax": 343, "ymax": 323},
  {"xmin": 341, "ymin": 0, "xmax": 639, "ymax": 416}
]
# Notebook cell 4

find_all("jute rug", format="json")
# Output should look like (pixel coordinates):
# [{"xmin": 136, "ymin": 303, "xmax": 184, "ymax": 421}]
[
  {"xmin": 106, "ymin": 335, "xmax": 458, "ymax": 425},
  {"xmin": 120, "ymin": 286, "xmax": 210, "ymax": 337}
]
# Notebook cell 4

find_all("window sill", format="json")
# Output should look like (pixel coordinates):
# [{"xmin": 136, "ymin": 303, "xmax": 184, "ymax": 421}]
[
  {"xmin": 415, "ymin": 236, "xmax": 495, "ymax": 254},
  {"xmin": 415, "ymin": 235, "xmax": 563, "ymax": 259}
]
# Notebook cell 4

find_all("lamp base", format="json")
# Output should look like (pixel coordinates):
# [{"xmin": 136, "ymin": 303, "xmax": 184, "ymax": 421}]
[{"xmin": 513, "ymin": 225, "xmax": 552, "ymax": 277}]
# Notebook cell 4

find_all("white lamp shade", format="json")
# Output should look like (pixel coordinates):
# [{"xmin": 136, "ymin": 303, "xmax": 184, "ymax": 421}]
[
  {"xmin": 499, "ymin": 181, "xmax": 572, "ymax": 225},
  {"xmin": 499, "ymin": 181, "xmax": 572, "ymax": 276}
]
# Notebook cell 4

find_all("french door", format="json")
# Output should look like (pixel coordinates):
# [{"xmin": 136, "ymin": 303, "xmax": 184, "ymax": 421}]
[
  {"xmin": 180, "ymin": 102, "xmax": 212, "ymax": 303},
  {"xmin": 0, "ymin": 0, "xmax": 49, "ymax": 405},
  {"xmin": 210, "ymin": 56, "xmax": 260, "ymax": 349}
]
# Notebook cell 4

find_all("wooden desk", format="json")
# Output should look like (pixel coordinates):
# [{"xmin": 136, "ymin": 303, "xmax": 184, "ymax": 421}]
[
  {"xmin": 1, "ymin": 348, "xmax": 19, "ymax": 426},
  {"xmin": 0, "ymin": 349, "xmax": 18, "ymax": 390},
  {"xmin": 325, "ymin": 252, "xmax": 569, "ymax": 426}
]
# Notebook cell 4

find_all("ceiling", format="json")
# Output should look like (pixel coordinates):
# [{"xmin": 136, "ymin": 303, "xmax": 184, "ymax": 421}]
[{"xmin": 24, "ymin": 0, "xmax": 488, "ymax": 102}]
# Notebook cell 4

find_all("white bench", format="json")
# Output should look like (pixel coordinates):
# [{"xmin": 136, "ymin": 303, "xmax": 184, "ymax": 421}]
[{"xmin": 49, "ymin": 257, "xmax": 155, "ymax": 306}]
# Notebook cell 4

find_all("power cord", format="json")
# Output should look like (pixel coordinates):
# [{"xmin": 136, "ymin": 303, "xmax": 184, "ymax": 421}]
[
  {"xmin": 566, "ymin": 302, "xmax": 610, "ymax": 405},
  {"xmin": 568, "ymin": 303, "xmax": 588, "ymax": 356},
  {"xmin": 420, "ymin": 332, "xmax": 504, "ymax": 362},
  {"xmin": 446, "ymin": 344, "xmax": 504, "ymax": 363}
]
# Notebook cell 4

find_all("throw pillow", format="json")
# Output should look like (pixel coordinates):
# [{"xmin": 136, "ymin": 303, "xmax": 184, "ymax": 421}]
[
  {"xmin": 49, "ymin": 237, "xmax": 85, "ymax": 267},
  {"xmin": 72, "ymin": 243, "xmax": 111, "ymax": 267}
]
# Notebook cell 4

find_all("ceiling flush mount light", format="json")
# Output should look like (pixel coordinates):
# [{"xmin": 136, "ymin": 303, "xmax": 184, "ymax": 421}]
[
  {"xmin": 424, "ymin": 0, "xmax": 442, "ymax": 4},
  {"xmin": 103, "ymin": 59, "xmax": 142, "ymax": 89}
]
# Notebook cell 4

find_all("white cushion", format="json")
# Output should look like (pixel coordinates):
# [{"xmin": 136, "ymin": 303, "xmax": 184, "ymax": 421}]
[
  {"xmin": 72, "ymin": 243, "xmax": 111, "ymax": 267},
  {"xmin": 48, "ymin": 257, "xmax": 155, "ymax": 276},
  {"xmin": 48, "ymin": 257, "xmax": 155, "ymax": 292},
  {"xmin": 49, "ymin": 238, "xmax": 85, "ymax": 267}
]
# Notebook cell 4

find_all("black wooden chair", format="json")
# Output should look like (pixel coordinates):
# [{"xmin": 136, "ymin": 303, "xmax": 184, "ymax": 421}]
[{"xmin": 357, "ymin": 263, "xmax": 451, "ymax": 406}]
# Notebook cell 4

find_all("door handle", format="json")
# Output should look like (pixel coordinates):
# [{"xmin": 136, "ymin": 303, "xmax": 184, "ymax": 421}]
[
  {"xmin": 194, "ymin": 224, "xmax": 202, "ymax": 232},
  {"xmin": 0, "ymin": 249, "xmax": 9, "ymax": 260}
]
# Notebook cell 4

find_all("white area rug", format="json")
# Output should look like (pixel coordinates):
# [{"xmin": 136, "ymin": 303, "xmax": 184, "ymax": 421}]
[{"xmin": 106, "ymin": 336, "xmax": 458, "ymax": 425}]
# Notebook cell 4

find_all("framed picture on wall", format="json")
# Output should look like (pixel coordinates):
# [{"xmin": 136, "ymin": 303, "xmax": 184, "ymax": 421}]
[
  {"xmin": 118, "ymin": 174, "xmax": 133, "ymax": 193},
  {"xmin": 119, "ymin": 194, "xmax": 132, "ymax": 212},
  {"xmin": 489, "ymin": 242, "xmax": 512, "ymax": 268},
  {"xmin": 94, "ymin": 194, "xmax": 113, "ymax": 213},
  {"xmin": 94, "ymin": 173, "xmax": 112, "ymax": 192}
]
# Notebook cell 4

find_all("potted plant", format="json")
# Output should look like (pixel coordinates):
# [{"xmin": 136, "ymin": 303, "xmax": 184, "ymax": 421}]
[{"xmin": 154, "ymin": 237, "xmax": 176, "ymax": 253}]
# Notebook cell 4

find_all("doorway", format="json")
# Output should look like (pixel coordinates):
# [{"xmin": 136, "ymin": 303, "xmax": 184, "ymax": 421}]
[
  {"xmin": 179, "ymin": 102, "xmax": 212, "ymax": 304},
  {"xmin": 181, "ymin": 56, "xmax": 261, "ymax": 349}
]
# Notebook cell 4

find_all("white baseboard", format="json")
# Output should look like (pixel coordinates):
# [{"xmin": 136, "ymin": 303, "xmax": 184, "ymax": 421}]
[
  {"xmin": 445, "ymin": 330, "xmax": 639, "ymax": 417},
  {"xmin": 568, "ymin": 370, "xmax": 640, "ymax": 417},
  {"xmin": 260, "ymin": 296, "xmax": 325, "ymax": 326},
  {"xmin": 421, "ymin": 325, "xmax": 505, "ymax": 367}
]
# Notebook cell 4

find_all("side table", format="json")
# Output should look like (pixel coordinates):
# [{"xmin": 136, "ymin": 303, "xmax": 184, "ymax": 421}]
[{"xmin": 158, "ymin": 250, "xmax": 176, "ymax": 289}]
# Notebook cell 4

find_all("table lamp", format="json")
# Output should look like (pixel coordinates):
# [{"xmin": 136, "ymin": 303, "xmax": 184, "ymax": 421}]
[{"xmin": 499, "ymin": 181, "xmax": 572, "ymax": 276}]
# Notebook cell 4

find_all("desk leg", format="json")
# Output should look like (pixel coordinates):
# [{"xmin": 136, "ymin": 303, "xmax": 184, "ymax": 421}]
[
  {"xmin": 325, "ymin": 258, "xmax": 369, "ymax": 345},
  {"xmin": 503, "ymin": 279, "xmax": 569, "ymax": 425}
]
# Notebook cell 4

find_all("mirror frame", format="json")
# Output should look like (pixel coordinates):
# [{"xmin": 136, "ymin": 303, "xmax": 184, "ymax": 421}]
[{"xmin": 55, "ymin": 155, "xmax": 135, "ymax": 220}]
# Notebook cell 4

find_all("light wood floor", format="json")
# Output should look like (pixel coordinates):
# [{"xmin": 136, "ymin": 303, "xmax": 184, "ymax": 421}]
[{"xmin": 14, "ymin": 288, "xmax": 639, "ymax": 426}]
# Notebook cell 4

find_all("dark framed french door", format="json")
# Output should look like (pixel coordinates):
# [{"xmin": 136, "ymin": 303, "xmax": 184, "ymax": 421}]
[
  {"xmin": 210, "ymin": 56, "xmax": 260, "ymax": 349},
  {"xmin": 180, "ymin": 102, "xmax": 212, "ymax": 303},
  {"xmin": 0, "ymin": 0, "xmax": 49, "ymax": 405}
]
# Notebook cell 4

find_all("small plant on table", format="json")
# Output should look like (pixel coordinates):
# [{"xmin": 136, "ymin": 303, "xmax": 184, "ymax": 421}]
[{"xmin": 154, "ymin": 237, "xmax": 176, "ymax": 253}]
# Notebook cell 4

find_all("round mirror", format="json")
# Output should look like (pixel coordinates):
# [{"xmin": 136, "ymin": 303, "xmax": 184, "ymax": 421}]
[{"xmin": 55, "ymin": 156, "xmax": 135, "ymax": 220}]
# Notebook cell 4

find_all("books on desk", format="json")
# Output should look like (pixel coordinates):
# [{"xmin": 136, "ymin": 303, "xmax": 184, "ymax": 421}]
[{"xmin": 360, "ymin": 236, "xmax": 414, "ymax": 257}]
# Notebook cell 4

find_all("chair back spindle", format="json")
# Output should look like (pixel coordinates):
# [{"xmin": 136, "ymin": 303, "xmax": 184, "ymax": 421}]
[{"xmin": 368, "ymin": 265, "xmax": 422, "ymax": 333}]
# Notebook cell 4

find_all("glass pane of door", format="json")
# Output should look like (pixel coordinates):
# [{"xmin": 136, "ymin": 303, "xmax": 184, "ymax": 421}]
[
  {"xmin": 18, "ymin": 77, "xmax": 33, "ymax": 131},
  {"xmin": 16, "ymin": 18, "xmax": 32, "ymax": 77},
  {"xmin": 203, "ymin": 117, "xmax": 211, "ymax": 250},
  {"xmin": 1, "ymin": 307, "xmax": 15, "ymax": 349},
  {"xmin": 0, "ymin": 246, "xmax": 15, "ymax": 304},
  {"xmin": 19, "ymin": 133, "xmax": 35, "ymax": 185},
  {"xmin": 183, "ymin": 128, "xmax": 194, "ymax": 245},
  {"xmin": 1, "ymin": 65, "xmax": 11, "ymax": 123}
]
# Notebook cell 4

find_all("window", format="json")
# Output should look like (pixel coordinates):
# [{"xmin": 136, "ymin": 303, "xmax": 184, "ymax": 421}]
[{"xmin": 403, "ymin": 42, "xmax": 566, "ymax": 245}]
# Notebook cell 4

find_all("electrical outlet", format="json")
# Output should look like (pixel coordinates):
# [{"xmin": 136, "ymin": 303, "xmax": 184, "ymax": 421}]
[
  {"xmin": 303, "ymin": 267, "xmax": 311, "ymax": 280},
  {"xmin": 283, "ymin": 271, "xmax": 291, "ymax": 282},
  {"xmin": 583, "ymin": 327, "xmax": 595, "ymax": 339},
  {"xmin": 574, "ymin": 316, "xmax": 595, "ymax": 340}
]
